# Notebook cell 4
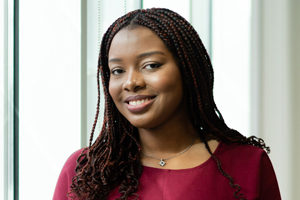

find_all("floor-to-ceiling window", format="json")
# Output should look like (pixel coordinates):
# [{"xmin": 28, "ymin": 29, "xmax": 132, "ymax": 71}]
[
  {"xmin": 18, "ymin": 0, "xmax": 81, "ymax": 199},
  {"xmin": 212, "ymin": 0, "xmax": 251, "ymax": 136},
  {"xmin": 2, "ymin": 0, "xmax": 252, "ymax": 199}
]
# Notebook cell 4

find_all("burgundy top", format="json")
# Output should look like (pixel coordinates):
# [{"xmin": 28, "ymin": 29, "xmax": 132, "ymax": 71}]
[{"xmin": 53, "ymin": 142, "xmax": 281, "ymax": 200}]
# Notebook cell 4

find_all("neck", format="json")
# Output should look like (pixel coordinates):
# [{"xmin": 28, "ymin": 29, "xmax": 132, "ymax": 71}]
[{"xmin": 138, "ymin": 112, "xmax": 199, "ymax": 157}]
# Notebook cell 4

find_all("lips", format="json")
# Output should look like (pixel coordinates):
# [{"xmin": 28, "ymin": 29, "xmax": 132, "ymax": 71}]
[{"xmin": 124, "ymin": 95, "xmax": 156, "ymax": 113}]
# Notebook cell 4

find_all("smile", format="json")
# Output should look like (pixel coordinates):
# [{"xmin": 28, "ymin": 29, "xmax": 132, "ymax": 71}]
[
  {"xmin": 125, "ymin": 95, "xmax": 156, "ymax": 113},
  {"xmin": 128, "ymin": 98, "xmax": 153, "ymax": 106}
]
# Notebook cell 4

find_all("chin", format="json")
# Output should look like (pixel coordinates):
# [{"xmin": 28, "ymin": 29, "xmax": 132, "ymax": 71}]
[
  {"xmin": 129, "ymin": 121, "xmax": 153, "ymax": 129},
  {"xmin": 128, "ymin": 118, "xmax": 159, "ymax": 129}
]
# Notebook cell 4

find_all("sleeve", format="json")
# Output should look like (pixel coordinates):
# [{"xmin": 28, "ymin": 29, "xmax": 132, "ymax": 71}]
[
  {"xmin": 259, "ymin": 151, "xmax": 281, "ymax": 200},
  {"xmin": 53, "ymin": 150, "xmax": 82, "ymax": 200}
]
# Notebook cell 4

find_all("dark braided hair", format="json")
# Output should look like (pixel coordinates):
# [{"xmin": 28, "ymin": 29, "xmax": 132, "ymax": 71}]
[{"xmin": 69, "ymin": 8, "xmax": 270, "ymax": 200}]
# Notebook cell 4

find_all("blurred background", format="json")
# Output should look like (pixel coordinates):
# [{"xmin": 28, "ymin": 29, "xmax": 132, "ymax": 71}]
[{"xmin": 1, "ymin": 0, "xmax": 299, "ymax": 199}]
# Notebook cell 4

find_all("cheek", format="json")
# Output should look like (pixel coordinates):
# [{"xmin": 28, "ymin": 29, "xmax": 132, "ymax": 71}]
[
  {"xmin": 148, "ymin": 71, "xmax": 182, "ymax": 95},
  {"xmin": 108, "ymin": 80, "xmax": 121, "ymax": 102}
]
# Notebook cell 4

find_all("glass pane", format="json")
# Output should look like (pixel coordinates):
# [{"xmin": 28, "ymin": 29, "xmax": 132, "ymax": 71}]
[
  {"xmin": 212, "ymin": 0, "xmax": 251, "ymax": 136},
  {"xmin": 143, "ymin": 0, "xmax": 190, "ymax": 21},
  {"xmin": 86, "ymin": 0, "xmax": 136, "ymax": 142},
  {"xmin": 85, "ymin": 0, "xmax": 118, "ymax": 142},
  {"xmin": 1, "ymin": 0, "xmax": 5, "ymax": 198},
  {"xmin": 19, "ymin": 0, "xmax": 81, "ymax": 199}
]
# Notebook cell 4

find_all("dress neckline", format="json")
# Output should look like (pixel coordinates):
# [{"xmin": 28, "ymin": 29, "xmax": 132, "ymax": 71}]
[{"xmin": 142, "ymin": 141, "xmax": 223, "ymax": 172}]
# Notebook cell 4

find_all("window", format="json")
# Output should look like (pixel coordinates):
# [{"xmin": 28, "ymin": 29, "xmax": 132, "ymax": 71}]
[
  {"xmin": 2, "ymin": 1, "xmax": 252, "ymax": 199},
  {"xmin": 19, "ymin": 0, "xmax": 81, "ymax": 199},
  {"xmin": 143, "ymin": 0, "xmax": 251, "ymax": 135},
  {"xmin": 2, "ymin": 0, "xmax": 15, "ymax": 199},
  {"xmin": 1, "ymin": 0, "xmax": 5, "ymax": 198},
  {"xmin": 143, "ymin": 0, "xmax": 190, "ymax": 20},
  {"xmin": 84, "ymin": 0, "xmax": 140, "ymax": 142},
  {"xmin": 212, "ymin": 0, "xmax": 251, "ymax": 135}
]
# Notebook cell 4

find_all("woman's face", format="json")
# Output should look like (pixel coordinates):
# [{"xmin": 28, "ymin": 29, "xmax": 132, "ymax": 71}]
[{"xmin": 108, "ymin": 26, "xmax": 185, "ymax": 129}]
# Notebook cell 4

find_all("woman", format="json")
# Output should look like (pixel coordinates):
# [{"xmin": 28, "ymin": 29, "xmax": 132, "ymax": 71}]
[{"xmin": 53, "ymin": 8, "xmax": 281, "ymax": 200}]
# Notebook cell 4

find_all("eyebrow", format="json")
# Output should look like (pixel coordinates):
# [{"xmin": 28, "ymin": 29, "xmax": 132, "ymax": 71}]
[{"xmin": 108, "ymin": 51, "xmax": 165, "ymax": 63}]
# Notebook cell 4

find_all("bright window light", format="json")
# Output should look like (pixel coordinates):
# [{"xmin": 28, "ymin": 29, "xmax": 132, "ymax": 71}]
[
  {"xmin": 212, "ymin": 0, "xmax": 251, "ymax": 136},
  {"xmin": 1, "ymin": 0, "xmax": 5, "ymax": 198},
  {"xmin": 143, "ymin": 0, "xmax": 190, "ymax": 21},
  {"xmin": 19, "ymin": 0, "xmax": 81, "ymax": 199}
]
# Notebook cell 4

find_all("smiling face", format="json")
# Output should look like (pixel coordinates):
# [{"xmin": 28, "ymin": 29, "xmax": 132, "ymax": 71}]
[{"xmin": 108, "ymin": 26, "xmax": 185, "ymax": 129}]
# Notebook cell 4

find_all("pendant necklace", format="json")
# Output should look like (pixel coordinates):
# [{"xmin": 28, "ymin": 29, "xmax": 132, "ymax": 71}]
[{"xmin": 141, "ymin": 139, "xmax": 196, "ymax": 167}]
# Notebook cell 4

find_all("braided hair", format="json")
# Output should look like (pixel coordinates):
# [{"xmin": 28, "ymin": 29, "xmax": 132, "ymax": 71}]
[{"xmin": 69, "ymin": 8, "xmax": 269, "ymax": 200}]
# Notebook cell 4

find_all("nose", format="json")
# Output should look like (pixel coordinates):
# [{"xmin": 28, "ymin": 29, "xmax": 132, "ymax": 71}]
[{"xmin": 123, "ymin": 69, "xmax": 146, "ymax": 92}]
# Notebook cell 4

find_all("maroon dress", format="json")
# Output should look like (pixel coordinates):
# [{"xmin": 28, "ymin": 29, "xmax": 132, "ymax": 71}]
[{"xmin": 53, "ymin": 142, "xmax": 281, "ymax": 200}]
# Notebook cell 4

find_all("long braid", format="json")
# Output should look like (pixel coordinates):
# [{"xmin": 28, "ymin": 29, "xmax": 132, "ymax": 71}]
[{"xmin": 70, "ymin": 8, "xmax": 269, "ymax": 200}]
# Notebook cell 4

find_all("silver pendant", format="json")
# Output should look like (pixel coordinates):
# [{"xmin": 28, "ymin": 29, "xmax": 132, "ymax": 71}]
[{"xmin": 159, "ymin": 159, "xmax": 166, "ymax": 167}]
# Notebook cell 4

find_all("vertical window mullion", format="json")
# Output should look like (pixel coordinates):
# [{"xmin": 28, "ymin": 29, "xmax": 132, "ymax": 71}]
[
  {"xmin": 5, "ymin": 0, "xmax": 18, "ymax": 199},
  {"xmin": 13, "ymin": 0, "xmax": 19, "ymax": 199},
  {"xmin": 81, "ymin": 0, "xmax": 88, "ymax": 148}
]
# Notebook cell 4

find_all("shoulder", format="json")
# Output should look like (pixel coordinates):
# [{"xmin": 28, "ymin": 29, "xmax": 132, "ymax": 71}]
[
  {"xmin": 62, "ymin": 149, "xmax": 85, "ymax": 172},
  {"xmin": 216, "ymin": 142, "xmax": 281, "ymax": 199},
  {"xmin": 57, "ymin": 148, "xmax": 85, "ymax": 178},
  {"xmin": 53, "ymin": 148, "xmax": 86, "ymax": 200},
  {"xmin": 215, "ymin": 142, "xmax": 272, "ymax": 176},
  {"xmin": 217, "ymin": 141, "xmax": 267, "ymax": 162}
]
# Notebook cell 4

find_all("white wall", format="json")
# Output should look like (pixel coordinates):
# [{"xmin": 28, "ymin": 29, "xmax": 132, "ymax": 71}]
[
  {"xmin": 290, "ymin": 0, "xmax": 300, "ymax": 198},
  {"xmin": 252, "ymin": 0, "xmax": 300, "ymax": 199}
]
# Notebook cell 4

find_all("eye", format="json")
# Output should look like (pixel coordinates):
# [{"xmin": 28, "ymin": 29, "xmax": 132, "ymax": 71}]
[
  {"xmin": 144, "ymin": 63, "xmax": 162, "ymax": 70},
  {"xmin": 111, "ymin": 68, "xmax": 125, "ymax": 75}
]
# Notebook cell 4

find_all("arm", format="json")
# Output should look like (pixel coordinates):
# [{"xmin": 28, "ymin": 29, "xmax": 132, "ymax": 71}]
[{"xmin": 259, "ymin": 151, "xmax": 281, "ymax": 200}]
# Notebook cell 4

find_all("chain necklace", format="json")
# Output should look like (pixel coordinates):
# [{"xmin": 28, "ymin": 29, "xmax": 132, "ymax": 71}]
[{"xmin": 141, "ymin": 140, "xmax": 196, "ymax": 167}]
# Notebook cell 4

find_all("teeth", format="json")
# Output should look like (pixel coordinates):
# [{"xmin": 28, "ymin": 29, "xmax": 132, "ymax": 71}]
[{"xmin": 129, "ymin": 98, "xmax": 150, "ymax": 106}]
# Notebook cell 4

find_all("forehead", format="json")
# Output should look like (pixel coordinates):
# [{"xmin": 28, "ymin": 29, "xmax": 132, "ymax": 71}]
[{"xmin": 108, "ymin": 26, "xmax": 170, "ymax": 59}]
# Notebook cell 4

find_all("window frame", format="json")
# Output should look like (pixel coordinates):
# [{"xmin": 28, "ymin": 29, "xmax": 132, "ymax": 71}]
[{"xmin": 3, "ymin": 0, "xmax": 19, "ymax": 199}]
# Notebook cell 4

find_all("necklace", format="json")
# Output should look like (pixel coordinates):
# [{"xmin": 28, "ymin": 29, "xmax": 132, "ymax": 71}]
[{"xmin": 141, "ymin": 140, "xmax": 196, "ymax": 167}]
